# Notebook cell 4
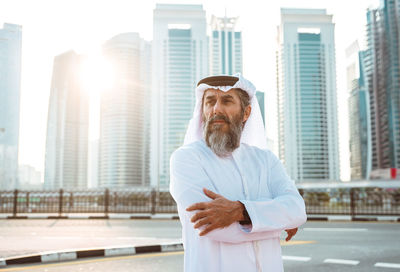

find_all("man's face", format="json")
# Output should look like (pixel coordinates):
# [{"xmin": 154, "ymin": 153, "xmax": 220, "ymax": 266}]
[
  {"xmin": 201, "ymin": 88, "xmax": 249, "ymax": 157},
  {"xmin": 202, "ymin": 88, "xmax": 244, "ymax": 131}
]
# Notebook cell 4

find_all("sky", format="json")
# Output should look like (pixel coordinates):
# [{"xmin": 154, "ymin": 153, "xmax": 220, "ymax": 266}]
[{"xmin": 0, "ymin": 0, "xmax": 379, "ymax": 182}]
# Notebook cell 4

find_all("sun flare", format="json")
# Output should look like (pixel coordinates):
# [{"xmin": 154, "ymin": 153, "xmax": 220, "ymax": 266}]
[{"xmin": 80, "ymin": 54, "xmax": 114, "ymax": 97}]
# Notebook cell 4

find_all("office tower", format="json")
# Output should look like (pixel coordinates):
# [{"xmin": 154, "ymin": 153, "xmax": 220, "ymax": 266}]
[
  {"xmin": 210, "ymin": 15, "xmax": 242, "ymax": 75},
  {"xmin": 89, "ymin": 139, "xmax": 99, "ymax": 188},
  {"xmin": 256, "ymin": 91, "xmax": 265, "ymax": 125},
  {"xmin": 365, "ymin": 2, "xmax": 400, "ymax": 179},
  {"xmin": 276, "ymin": 8, "xmax": 340, "ymax": 181},
  {"xmin": 44, "ymin": 51, "xmax": 89, "ymax": 189},
  {"xmin": 0, "ymin": 23, "xmax": 22, "ymax": 190},
  {"xmin": 346, "ymin": 41, "xmax": 371, "ymax": 180},
  {"xmin": 99, "ymin": 33, "xmax": 151, "ymax": 188},
  {"xmin": 152, "ymin": 4, "xmax": 208, "ymax": 188}
]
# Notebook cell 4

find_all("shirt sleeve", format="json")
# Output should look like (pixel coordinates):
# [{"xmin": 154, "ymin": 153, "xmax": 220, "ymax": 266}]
[
  {"xmin": 170, "ymin": 147, "xmax": 282, "ymax": 244},
  {"xmin": 239, "ymin": 153, "xmax": 307, "ymax": 233}
]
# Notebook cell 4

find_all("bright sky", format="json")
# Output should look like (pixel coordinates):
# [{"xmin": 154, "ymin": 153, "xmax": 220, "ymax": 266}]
[{"xmin": 0, "ymin": 0, "xmax": 378, "ymax": 182}]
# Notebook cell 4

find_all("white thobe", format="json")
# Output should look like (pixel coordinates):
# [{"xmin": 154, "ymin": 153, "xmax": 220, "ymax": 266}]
[{"xmin": 170, "ymin": 140, "xmax": 307, "ymax": 272}]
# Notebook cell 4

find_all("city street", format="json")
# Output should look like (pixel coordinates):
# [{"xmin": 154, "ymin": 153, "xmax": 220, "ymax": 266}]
[{"xmin": 0, "ymin": 219, "xmax": 399, "ymax": 271}]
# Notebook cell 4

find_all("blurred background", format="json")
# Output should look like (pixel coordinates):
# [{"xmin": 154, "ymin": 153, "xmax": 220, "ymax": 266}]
[{"xmin": 0, "ymin": 0, "xmax": 399, "ymax": 271}]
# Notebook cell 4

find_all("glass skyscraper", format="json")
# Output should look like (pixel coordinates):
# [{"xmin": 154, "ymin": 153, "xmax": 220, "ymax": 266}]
[
  {"xmin": 99, "ymin": 33, "xmax": 151, "ymax": 188},
  {"xmin": 210, "ymin": 15, "xmax": 242, "ymax": 75},
  {"xmin": 44, "ymin": 51, "xmax": 89, "ymax": 189},
  {"xmin": 346, "ymin": 41, "xmax": 371, "ymax": 180},
  {"xmin": 276, "ymin": 9, "xmax": 340, "ymax": 182},
  {"xmin": 365, "ymin": 1, "xmax": 400, "ymax": 179},
  {"xmin": 0, "ymin": 23, "xmax": 22, "ymax": 190},
  {"xmin": 152, "ymin": 4, "xmax": 208, "ymax": 188}
]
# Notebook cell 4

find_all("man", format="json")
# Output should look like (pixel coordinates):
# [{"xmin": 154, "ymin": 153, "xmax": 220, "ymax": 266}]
[{"xmin": 170, "ymin": 74, "xmax": 306, "ymax": 271}]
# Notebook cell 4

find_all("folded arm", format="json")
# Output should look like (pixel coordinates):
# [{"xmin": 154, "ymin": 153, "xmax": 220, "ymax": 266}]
[
  {"xmin": 169, "ymin": 148, "xmax": 282, "ymax": 244},
  {"xmin": 239, "ymin": 156, "xmax": 307, "ymax": 233}
]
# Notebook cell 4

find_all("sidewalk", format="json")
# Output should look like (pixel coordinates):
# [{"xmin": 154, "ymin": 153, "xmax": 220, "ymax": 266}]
[{"xmin": 0, "ymin": 218, "xmax": 183, "ymax": 259}]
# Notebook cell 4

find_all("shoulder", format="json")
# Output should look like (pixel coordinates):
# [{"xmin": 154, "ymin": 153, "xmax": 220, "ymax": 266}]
[
  {"xmin": 170, "ymin": 140, "xmax": 205, "ymax": 163},
  {"xmin": 241, "ymin": 144, "xmax": 281, "ymax": 167}
]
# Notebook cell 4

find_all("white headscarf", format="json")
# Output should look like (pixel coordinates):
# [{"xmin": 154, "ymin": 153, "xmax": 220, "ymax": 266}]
[{"xmin": 183, "ymin": 73, "xmax": 267, "ymax": 149}]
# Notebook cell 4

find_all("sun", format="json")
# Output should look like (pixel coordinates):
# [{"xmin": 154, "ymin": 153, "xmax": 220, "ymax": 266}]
[{"xmin": 80, "ymin": 53, "xmax": 114, "ymax": 97}]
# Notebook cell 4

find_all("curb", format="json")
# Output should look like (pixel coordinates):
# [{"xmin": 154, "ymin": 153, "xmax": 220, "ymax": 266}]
[
  {"xmin": 2, "ymin": 214, "xmax": 398, "ymax": 222},
  {"xmin": 0, "ymin": 242, "xmax": 183, "ymax": 268},
  {"xmin": 307, "ymin": 215, "xmax": 400, "ymax": 222},
  {"xmin": 0, "ymin": 214, "xmax": 180, "ymax": 220}
]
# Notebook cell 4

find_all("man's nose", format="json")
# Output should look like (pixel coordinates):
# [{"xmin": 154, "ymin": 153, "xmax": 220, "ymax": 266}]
[{"xmin": 213, "ymin": 100, "xmax": 223, "ymax": 115}]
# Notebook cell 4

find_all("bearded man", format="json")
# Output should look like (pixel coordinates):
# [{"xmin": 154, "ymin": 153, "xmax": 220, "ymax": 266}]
[{"xmin": 170, "ymin": 74, "xmax": 306, "ymax": 272}]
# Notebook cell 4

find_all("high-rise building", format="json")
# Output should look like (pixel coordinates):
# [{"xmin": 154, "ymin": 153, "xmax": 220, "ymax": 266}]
[
  {"xmin": 44, "ymin": 51, "xmax": 89, "ymax": 189},
  {"xmin": 256, "ymin": 91, "xmax": 265, "ymax": 125},
  {"xmin": 276, "ymin": 8, "xmax": 340, "ymax": 182},
  {"xmin": 89, "ymin": 139, "xmax": 99, "ymax": 188},
  {"xmin": 152, "ymin": 4, "xmax": 208, "ymax": 188},
  {"xmin": 0, "ymin": 23, "xmax": 22, "ymax": 190},
  {"xmin": 209, "ymin": 15, "xmax": 242, "ymax": 75},
  {"xmin": 365, "ymin": 2, "xmax": 400, "ymax": 179},
  {"xmin": 346, "ymin": 41, "xmax": 371, "ymax": 180},
  {"xmin": 99, "ymin": 33, "xmax": 151, "ymax": 188}
]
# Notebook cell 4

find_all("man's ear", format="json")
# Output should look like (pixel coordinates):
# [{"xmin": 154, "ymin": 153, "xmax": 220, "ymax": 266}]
[{"xmin": 243, "ymin": 105, "xmax": 251, "ymax": 123}]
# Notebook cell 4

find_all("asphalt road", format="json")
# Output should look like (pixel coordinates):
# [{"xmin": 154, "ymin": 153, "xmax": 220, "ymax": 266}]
[{"xmin": 1, "ymin": 220, "xmax": 399, "ymax": 271}]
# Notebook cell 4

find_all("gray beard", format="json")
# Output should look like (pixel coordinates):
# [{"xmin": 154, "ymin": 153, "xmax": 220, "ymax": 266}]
[{"xmin": 203, "ymin": 114, "xmax": 243, "ymax": 157}]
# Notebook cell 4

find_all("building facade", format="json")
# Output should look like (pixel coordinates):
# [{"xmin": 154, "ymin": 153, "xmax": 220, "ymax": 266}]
[
  {"xmin": 276, "ymin": 8, "xmax": 340, "ymax": 182},
  {"xmin": 151, "ymin": 4, "xmax": 208, "ymax": 188},
  {"xmin": 346, "ymin": 41, "xmax": 371, "ymax": 180},
  {"xmin": 365, "ymin": 2, "xmax": 400, "ymax": 179},
  {"xmin": 209, "ymin": 15, "xmax": 242, "ymax": 75},
  {"xmin": 44, "ymin": 51, "xmax": 89, "ymax": 189},
  {"xmin": 99, "ymin": 33, "xmax": 151, "ymax": 188},
  {"xmin": 0, "ymin": 23, "xmax": 22, "ymax": 190}
]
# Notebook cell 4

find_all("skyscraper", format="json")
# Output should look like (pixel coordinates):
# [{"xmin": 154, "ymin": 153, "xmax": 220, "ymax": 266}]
[
  {"xmin": 209, "ymin": 15, "xmax": 242, "ymax": 75},
  {"xmin": 276, "ymin": 8, "xmax": 340, "ymax": 182},
  {"xmin": 0, "ymin": 23, "xmax": 22, "ymax": 190},
  {"xmin": 365, "ymin": 2, "xmax": 400, "ymax": 179},
  {"xmin": 346, "ymin": 41, "xmax": 371, "ymax": 180},
  {"xmin": 152, "ymin": 4, "xmax": 208, "ymax": 188},
  {"xmin": 256, "ymin": 91, "xmax": 265, "ymax": 125},
  {"xmin": 44, "ymin": 51, "xmax": 89, "ymax": 189},
  {"xmin": 99, "ymin": 33, "xmax": 151, "ymax": 188}
]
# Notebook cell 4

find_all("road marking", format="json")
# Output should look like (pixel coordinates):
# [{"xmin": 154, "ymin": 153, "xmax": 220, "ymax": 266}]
[
  {"xmin": 282, "ymin": 256, "xmax": 311, "ymax": 262},
  {"xmin": 375, "ymin": 262, "xmax": 400, "ymax": 269},
  {"xmin": 324, "ymin": 259, "xmax": 360, "ymax": 265},
  {"xmin": 303, "ymin": 228, "xmax": 368, "ymax": 232},
  {"xmin": 0, "ymin": 251, "xmax": 184, "ymax": 271},
  {"xmin": 280, "ymin": 240, "xmax": 316, "ymax": 246}
]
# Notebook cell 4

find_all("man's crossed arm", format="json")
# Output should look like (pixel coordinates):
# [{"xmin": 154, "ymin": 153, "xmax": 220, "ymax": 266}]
[{"xmin": 187, "ymin": 188, "xmax": 298, "ymax": 241}]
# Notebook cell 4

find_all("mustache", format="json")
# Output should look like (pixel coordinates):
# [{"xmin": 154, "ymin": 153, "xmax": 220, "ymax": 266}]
[{"xmin": 208, "ymin": 115, "xmax": 230, "ymax": 124}]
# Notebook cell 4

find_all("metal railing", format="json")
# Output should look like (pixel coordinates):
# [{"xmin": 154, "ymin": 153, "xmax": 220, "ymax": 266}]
[{"xmin": 0, "ymin": 184, "xmax": 400, "ymax": 217}]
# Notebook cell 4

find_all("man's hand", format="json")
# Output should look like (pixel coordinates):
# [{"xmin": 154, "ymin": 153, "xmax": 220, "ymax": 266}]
[
  {"xmin": 186, "ymin": 188, "xmax": 244, "ymax": 236},
  {"xmin": 284, "ymin": 228, "xmax": 298, "ymax": 241}
]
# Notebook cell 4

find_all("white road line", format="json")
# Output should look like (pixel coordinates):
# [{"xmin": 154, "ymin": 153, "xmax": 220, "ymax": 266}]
[
  {"xmin": 282, "ymin": 256, "xmax": 311, "ymax": 262},
  {"xmin": 303, "ymin": 228, "xmax": 368, "ymax": 232},
  {"xmin": 375, "ymin": 262, "xmax": 400, "ymax": 269},
  {"xmin": 324, "ymin": 259, "xmax": 360, "ymax": 265}
]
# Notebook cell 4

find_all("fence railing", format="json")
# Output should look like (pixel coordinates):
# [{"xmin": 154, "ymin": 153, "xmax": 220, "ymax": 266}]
[{"xmin": 1, "ymin": 186, "xmax": 400, "ymax": 217}]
